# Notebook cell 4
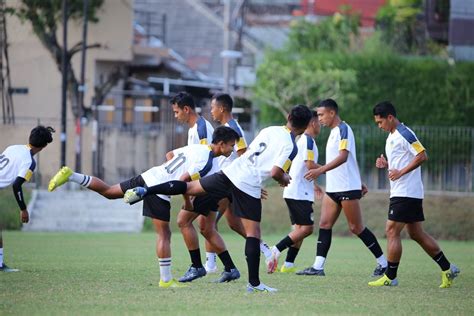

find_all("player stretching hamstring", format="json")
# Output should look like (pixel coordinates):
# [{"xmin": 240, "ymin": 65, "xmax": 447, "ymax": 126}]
[
  {"xmin": 124, "ymin": 105, "xmax": 313, "ymax": 292},
  {"xmin": 48, "ymin": 126, "xmax": 239, "ymax": 288}
]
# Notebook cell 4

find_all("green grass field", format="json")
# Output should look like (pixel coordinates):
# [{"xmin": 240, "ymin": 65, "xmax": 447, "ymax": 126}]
[{"xmin": 1, "ymin": 232, "xmax": 472, "ymax": 315}]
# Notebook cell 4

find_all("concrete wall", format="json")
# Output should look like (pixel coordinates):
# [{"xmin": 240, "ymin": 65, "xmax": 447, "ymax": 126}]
[{"xmin": 1, "ymin": 0, "xmax": 134, "ymax": 184}]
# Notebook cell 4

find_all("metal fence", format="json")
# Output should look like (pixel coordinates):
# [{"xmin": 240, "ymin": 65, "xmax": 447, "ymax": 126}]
[{"xmin": 313, "ymin": 125, "xmax": 474, "ymax": 194}]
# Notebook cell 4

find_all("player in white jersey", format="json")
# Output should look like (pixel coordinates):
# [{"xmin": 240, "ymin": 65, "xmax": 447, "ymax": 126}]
[
  {"xmin": 48, "ymin": 126, "xmax": 239, "ymax": 288},
  {"xmin": 170, "ymin": 91, "xmax": 214, "ymax": 145},
  {"xmin": 369, "ymin": 101, "xmax": 459, "ymax": 288},
  {"xmin": 297, "ymin": 99, "xmax": 387, "ymax": 277},
  {"xmin": 208, "ymin": 93, "xmax": 273, "ymax": 270},
  {"xmin": 268, "ymin": 111, "xmax": 323, "ymax": 273},
  {"xmin": 170, "ymin": 91, "xmax": 223, "ymax": 275},
  {"xmin": 0, "ymin": 126, "xmax": 54, "ymax": 272},
  {"xmin": 124, "ymin": 105, "xmax": 313, "ymax": 292}
]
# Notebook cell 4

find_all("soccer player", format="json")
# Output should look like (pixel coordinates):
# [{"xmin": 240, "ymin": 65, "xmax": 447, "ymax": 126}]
[
  {"xmin": 48, "ymin": 126, "xmax": 239, "ymax": 288},
  {"xmin": 170, "ymin": 91, "xmax": 220, "ymax": 273},
  {"xmin": 0, "ymin": 125, "xmax": 55, "ymax": 272},
  {"xmin": 124, "ymin": 104, "xmax": 313, "ymax": 292},
  {"xmin": 209, "ymin": 92, "xmax": 273, "ymax": 267},
  {"xmin": 268, "ymin": 110, "xmax": 323, "ymax": 273},
  {"xmin": 297, "ymin": 99, "xmax": 387, "ymax": 277},
  {"xmin": 369, "ymin": 101, "xmax": 460, "ymax": 287}
]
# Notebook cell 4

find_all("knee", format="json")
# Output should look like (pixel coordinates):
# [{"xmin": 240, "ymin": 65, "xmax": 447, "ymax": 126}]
[
  {"xmin": 158, "ymin": 228, "xmax": 172, "ymax": 242},
  {"xmin": 301, "ymin": 225, "xmax": 314, "ymax": 237},
  {"xmin": 200, "ymin": 226, "xmax": 214, "ymax": 239},
  {"xmin": 177, "ymin": 218, "xmax": 190, "ymax": 230},
  {"xmin": 349, "ymin": 224, "xmax": 364, "ymax": 235},
  {"xmin": 407, "ymin": 229, "xmax": 422, "ymax": 242},
  {"xmin": 385, "ymin": 225, "xmax": 398, "ymax": 239}
]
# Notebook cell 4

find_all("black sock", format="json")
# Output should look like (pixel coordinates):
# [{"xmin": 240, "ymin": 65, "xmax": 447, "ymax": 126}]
[
  {"xmin": 385, "ymin": 261, "xmax": 399, "ymax": 280},
  {"xmin": 276, "ymin": 235, "xmax": 294, "ymax": 252},
  {"xmin": 218, "ymin": 250, "xmax": 236, "ymax": 272},
  {"xmin": 146, "ymin": 181, "xmax": 187, "ymax": 196},
  {"xmin": 285, "ymin": 246, "xmax": 300, "ymax": 263},
  {"xmin": 432, "ymin": 251, "xmax": 451, "ymax": 271},
  {"xmin": 245, "ymin": 237, "xmax": 260, "ymax": 286},
  {"xmin": 316, "ymin": 228, "xmax": 332, "ymax": 257},
  {"xmin": 357, "ymin": 227, "xmax": 384, "ymax": 258},
  {"xmin": 189, "ymin": 248, "xmax": 203, "ymax": 268}
]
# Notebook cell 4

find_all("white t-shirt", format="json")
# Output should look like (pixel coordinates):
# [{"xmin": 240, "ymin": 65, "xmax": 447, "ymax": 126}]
[
  {"xmin": 217, "ymin": 118, "xmax": 248, "ymax": 169},
  {"xmin": 223, "ymin": 126, "xmax": 297, "ymax": 198},
  {"xmin": 188, "ymin": 116, "xmax": 214, "ymax": 145},
  {"xmin": 0, "ymin": 145, "xmax": 36, "ymax": 189},
  {"xmin": 283, "ymin": 134, "xmax": 318, "ymax": 202},
  {"xmin": 386, "ymin": 123, "xmax": 425, "ymax": 199},
  {"xmin": 141, "ymin": 144, "xmax": 215, "ymax": 201},
  {"xmin": 325, "ymin": 122, "xmax": 361, "ymax": 193}
]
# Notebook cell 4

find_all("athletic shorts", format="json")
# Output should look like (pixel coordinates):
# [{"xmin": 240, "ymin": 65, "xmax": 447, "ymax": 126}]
[
  {"xmin": 284, "ymin": 198, "xmax": 314, "ymax": 225},
  {"xmin": 200, "ymin": 171, "xmax": 262, "ymax": 222},
  {"xmin": 190, "ymin": 194, "xmax": 219, "ymax": 216},
  {"xmin": 120, "ymin": 175, "xmax": 171, "ymax": 222},
  {"xmin": 389, "ymin": 197, "xmax": 425, "ymax": 223},
  {"xmin": 326, "ymin": 190, "xmax": 362, "ymax": 205}
]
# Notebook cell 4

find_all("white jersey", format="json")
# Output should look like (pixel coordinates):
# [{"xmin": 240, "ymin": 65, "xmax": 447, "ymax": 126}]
[
  {"xmin": 283, "ymin": 133, "xmax": 318, "ymax": 202},
  {"xmin": 188, "ymin": 116, "xmax": 214, "ymax": 145},
  {"xmin": 386, "ymin": 123, "xmax": 425, "ymax": 199},
  {"xmin": 325, "ymin": 122, "xmax": 361, "ymax": 192},
  {"xmin": 141, "ymin": 144, "xmax": 215, "ymax": 201},
  {"xmin": 217, "ymin": 118, "xmax": 248, "ymax": 169},
  {"xmin": 0, "ymin": 145, "xmax": 36, "ymax": 189},
  {"xmin": 223, "ymin": 126, "xmax": 297, "ymax": 198}
]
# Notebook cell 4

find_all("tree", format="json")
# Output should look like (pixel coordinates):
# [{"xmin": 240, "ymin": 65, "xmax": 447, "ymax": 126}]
[
  {"xmin": 253, "ymin": 11, "xmax": 359, "ymax": 122},
  {"xmin": 7, "ymin": 0, "xmax": 123, "ymax": 118}
]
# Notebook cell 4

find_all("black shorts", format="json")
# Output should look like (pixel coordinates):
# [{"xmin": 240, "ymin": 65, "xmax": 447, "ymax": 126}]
[
  {"xmin": 200, "ymin": 171, "xmax": 262, "ymax": 222},
  {"xmin": 389, "ymin": 197, "xmax": 425, "ymax": 223},
  {"xmin": 284, "ymin": 198, "xmax": 314, "ymax": 225},
  {"xmin": 326, "ymin": 190, "xmax": 362, "ymax": 205},
  {"xmin": 120, "ymin": 175, "xmax": 171, "ymax": 222},
  {"xmin": 191, "ymin": 194, "xmax": 219, "ymax": 216}
]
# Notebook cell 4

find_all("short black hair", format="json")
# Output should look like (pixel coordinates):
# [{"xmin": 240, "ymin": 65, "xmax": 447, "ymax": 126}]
[
  {"xmin": 170, "ymin": 91, "xmax": 195, "ymax": 109},
  {"xmin": 373, "ymin": 101, "xmax": 397, "ymax": 118},
  {"xmin": 317, "ymin": 98, "xmax": 339, "ymax": 114},
  {"xmin": 311, "ymin": 110, "xmax": 318, "ymax": 119},
  {"xmin": 29, "ymin": 125, "xmax": 55, "ymax": 148},
  {"xmin": 288, "ymin": 104, "xmax": 312, "ymax": 129},
  {"xmin": 211, "ymin": 126, "xmax": 240, "ymax": 144},
  {"xmin": 212, "ymin": 93, "xmax": 233, "ymax": 112}
]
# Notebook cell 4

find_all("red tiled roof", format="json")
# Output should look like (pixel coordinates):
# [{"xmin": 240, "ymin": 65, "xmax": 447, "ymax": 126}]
[{"xmin": 302, "ymin": 0, "xmax": 387, "ymax": 27}]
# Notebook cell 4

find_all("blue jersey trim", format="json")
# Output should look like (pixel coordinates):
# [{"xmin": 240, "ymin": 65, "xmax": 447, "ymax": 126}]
[
  {"xmin": 305, "ymin": 134, "xmax": 314, "ymax": 150},
  {"xmin": 227, "ymin": 119, "xmax": 243, "ymax": 137},
  {"xmin": 196, "ymin": 116, "xmax": 209, "ymax": 141},
  {"xmin": 288, "ymin": 132, "xmax": 298, "ymax": 162},
  {"xmin": 198, "ymin": 151, "xmax": 214, "ymax": 178},
  {"xmin": 338, "ymin": 122, "xmax": 348, "ymax": 140},
  {"xmin": 396, "ymin": 124, "xmax": 418, "ymax": 144}
]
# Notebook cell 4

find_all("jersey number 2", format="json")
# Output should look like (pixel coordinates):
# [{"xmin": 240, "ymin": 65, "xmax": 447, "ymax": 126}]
[{"xmin": 248, "ymin": 142, "xmax": 267, "ymax": 164}]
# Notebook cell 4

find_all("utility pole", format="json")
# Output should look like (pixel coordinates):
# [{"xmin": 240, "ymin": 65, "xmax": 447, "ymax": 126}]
[
  {"xmin": 61, "ymin": 0, "xmax": 68, "ymax": 168},
  {"xmin": 223, "ymin": 0, "xmax": 231, "ymax": 92},
  {"xmin": 76, "ymin": 0, "xmax": 89, "ymax": 173}
]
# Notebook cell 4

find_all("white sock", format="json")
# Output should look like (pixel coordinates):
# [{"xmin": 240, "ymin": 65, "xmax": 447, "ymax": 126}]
[
  {"xmin": 284, "ymin": 261, "xmax": 294, "ymax": 268},
  {"xmin": 376, "ymin": 254, "xmax": 388, "ymax": 268},
  {"xmin": 313, "ymin": 256, "xmax": 326, "ymax": 270},
  {"xmin": 159, "ymin": 257, "xmax": 172, "ymax": 282},
  {"xmin": 0, "ymin": 248, "xmax": 3, "ymax": 266},
  {"xmin": 206, "ymin": 252, "xmax": 217, "ymax": 269},
  {"xmin": 260, "ymin": 241, "xmax": 272, "ymax": 260},
  {"xmin": 272, "ymin": 246, "xmax": 281, "ymax": 257},
  {"xmin": 69, "ymin": 172, "xmax": 92, "ymax": 188}
]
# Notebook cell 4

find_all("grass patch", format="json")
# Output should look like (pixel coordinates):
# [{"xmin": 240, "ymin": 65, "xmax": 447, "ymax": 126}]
[{"xmin": 0, "ymin": 232, "xmax": 472, "ymax": 315}]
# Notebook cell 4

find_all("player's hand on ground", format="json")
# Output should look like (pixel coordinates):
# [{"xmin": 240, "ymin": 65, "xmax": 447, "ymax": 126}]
[
  {"xmin": 375, "ymin": 154, "xmax": 388, "ymax": 169},
  {"xmin": 304, "ymin": 167, "xmax": 322, "ymax": 181},
  {"xmin": 20, "ymin": 210, "xmax": 29, "ymax": 223},
  {"xmin": 260, "ymin": 188, "xmax": 268, "ymax": 200},
  {"xmin": 361, "ymin": 184, "xmax": 368, "ymax": 197},
  {"xmin": 314, "ymin": 185, "xmax": 324, "ymax": 200},
  {"xmin": 388, "ymin": 169, "xmax": 402, "ymax": 181}
]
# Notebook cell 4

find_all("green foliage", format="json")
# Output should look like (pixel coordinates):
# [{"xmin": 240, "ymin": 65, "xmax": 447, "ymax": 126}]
[{"xmin": 0, "ymin": 188, "xmax": 31, "ymax": 230}]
